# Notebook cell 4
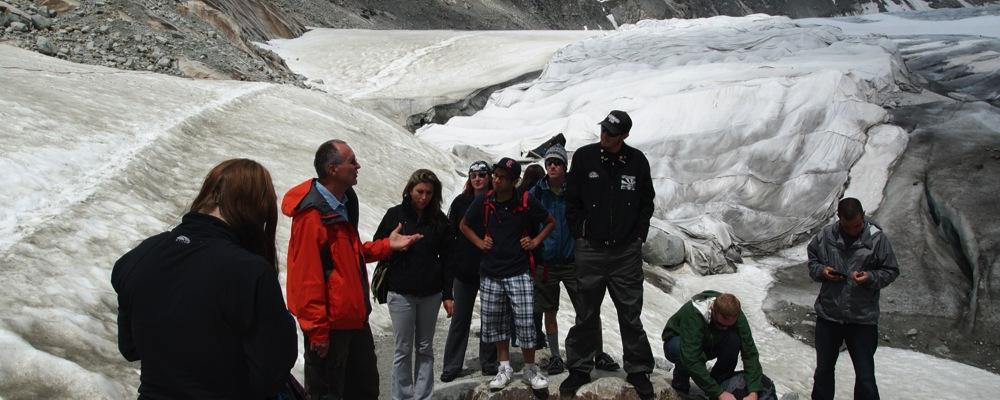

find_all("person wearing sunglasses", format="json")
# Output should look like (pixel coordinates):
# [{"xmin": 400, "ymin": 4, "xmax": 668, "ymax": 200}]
[
  {"xmin": 561, "ymin": 110, "xmax": 657, "ymax": 399},
  {"xmin": 440, "ymin": 161, "xmax": 499, "ymax": 382}
]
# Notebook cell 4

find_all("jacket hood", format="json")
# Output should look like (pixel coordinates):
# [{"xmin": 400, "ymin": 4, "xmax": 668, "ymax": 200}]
[
  {"xmin": 690, "ymin": 290, "xmax": 721, "ymax": 324},
  {"xmin": 282, "ymin": 179, "xmax": 330, "ymax": 217},
  {"xmin": 281, "ymin": 179, "xmax": 359, "ymax": 227},
  {"xmin": 821, "ymin": 220, "xmax": 883, "ymax": 250}
]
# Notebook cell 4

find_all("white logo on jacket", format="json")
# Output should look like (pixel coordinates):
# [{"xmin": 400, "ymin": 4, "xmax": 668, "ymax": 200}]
[
  {"xmin": 621, "ymin": 175, "xmax": 636, "ymax": 191},
  {"xmin": 588, "ymin": 171, "xmax": 599, "ymax": 179}
]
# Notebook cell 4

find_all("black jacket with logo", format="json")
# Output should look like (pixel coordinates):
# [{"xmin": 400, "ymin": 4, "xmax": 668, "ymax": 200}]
[
  {"xmin": 112, "ymin": 212, "xmax": 297, "ymax": 399},
  {"xmin": 566, "ymin": 142, "xmax": 655, "ymax": 247},
  {"xmin": 374, "ymin": 198, "xmax": 454, "ymax": 300}
]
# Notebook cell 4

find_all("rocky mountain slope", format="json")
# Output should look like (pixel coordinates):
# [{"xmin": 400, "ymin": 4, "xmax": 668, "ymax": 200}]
[{"xmin": 2, "ymin": 0, "xmax": 998, "ymax": 84}]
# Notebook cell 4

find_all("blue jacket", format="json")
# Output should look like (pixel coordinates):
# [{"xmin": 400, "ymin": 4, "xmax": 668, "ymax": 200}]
[{"xmin": 530, "ymin": 177, "xmax": 574, "ymax": 264}]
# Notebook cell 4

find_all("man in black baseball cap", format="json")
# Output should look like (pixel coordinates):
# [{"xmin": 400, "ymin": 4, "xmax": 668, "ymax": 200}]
[
  {"xmin": 561, "ymin": 109, "xmax": 656, "ymax": 399},
  {"xmin": 599, "ymin": 110, "xmax": 633, "ymax": 137},
  {"xmin": 493, "ymin": 157, "xmax": 522, "ymax": 179}
]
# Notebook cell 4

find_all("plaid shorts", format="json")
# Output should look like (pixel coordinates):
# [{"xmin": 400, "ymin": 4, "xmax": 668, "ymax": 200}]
[{"xmin": 480, "ymin": 273, "xmax": 535, "ymax": 346}]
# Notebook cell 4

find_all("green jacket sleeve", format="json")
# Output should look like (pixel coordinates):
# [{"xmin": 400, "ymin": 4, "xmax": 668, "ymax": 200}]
[
  {"xmin": 678, "ymin": 312, "xmax": 723, "ymax": 398},
  {"xmin": 737, "ymin": 313, "xmax": 764, "ymax": 393}
]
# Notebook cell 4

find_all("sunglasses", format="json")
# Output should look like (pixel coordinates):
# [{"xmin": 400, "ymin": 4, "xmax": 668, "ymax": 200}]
[
  {"xmin": 469, "ymin": 172, "xmax": 489, "ymax": 179},
  {"xmin": 545, "ymin": 159, "xmax": 565, "ymax": 167}
]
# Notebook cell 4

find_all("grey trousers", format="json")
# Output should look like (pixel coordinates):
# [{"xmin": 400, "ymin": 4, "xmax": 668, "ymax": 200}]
[
  {"xmin": 387, "ymin": 291, "xmax": 441, "ymax": 400},
  {"xmin": 564, "ymin": 239, "xmax": 654, "ymax": 374},
  {"xmin": 442, "ymin": 278, "xmax": 498, "ymax": 375}
]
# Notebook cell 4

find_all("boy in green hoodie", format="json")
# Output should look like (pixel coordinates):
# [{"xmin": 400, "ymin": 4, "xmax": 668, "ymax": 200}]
[{"xmin": 662, "ymin": 291, "xmax": 763, "ymax": 400}]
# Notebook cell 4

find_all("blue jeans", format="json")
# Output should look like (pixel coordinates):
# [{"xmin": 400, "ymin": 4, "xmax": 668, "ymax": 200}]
[{"xmin": 663, "ymin": 329, "xmax": 741, "ymax": 391}]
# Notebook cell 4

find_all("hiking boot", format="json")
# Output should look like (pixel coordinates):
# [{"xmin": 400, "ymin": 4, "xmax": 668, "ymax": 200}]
[
  {"xmin": 626, "ymin": 373, "xmax": 655, "ymax": 400},
  {"xmin": 440, "ymin": 371, "xmax": 459, "ymax": 383},
  {"xmin": 546, "ymin": 356, "xmax": 566, "ymax": 375},
  {"xmin": 488, "ymin": 365, "xmax": 513, "ymax": 390},
  {"xmin": 594, "ymin": 352, "xmax": 621, "ymax": 371},
  {"xmin": 558, "ymin": 370, "xmax": 591, "ymax": 395},
  {"xmin": 523, "ymin": 364, "xmax": 549, "ymax": 390}
]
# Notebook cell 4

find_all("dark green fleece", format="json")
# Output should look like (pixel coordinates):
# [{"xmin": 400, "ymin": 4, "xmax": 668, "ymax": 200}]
[{"xmin": 662, "ymin": 290, "xmax": 763, "ymax": 398}]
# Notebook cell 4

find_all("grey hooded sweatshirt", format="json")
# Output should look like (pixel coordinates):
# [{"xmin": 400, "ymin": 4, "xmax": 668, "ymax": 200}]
[{"xmin": 807, "ymin": 220, "xmax": 900, "ymax": 325}]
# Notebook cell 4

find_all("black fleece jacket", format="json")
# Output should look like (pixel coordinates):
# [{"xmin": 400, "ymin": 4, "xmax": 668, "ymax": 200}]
[
  {"xmin": 566, "ymin": 142, "xmax": 655, "ymax": 247},
  {"xmin": 111, "ymin": 212, "xmax": 297, "ymax": 399},
  {"xmin": 374, "ymin": 198, "xmax": 454, "ymax": 300}
]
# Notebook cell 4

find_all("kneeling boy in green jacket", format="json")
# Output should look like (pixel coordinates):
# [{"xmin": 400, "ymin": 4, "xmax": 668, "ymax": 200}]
[{"xmin": 663, "ymin": 291, "xmax": 763, "ymax": 400}]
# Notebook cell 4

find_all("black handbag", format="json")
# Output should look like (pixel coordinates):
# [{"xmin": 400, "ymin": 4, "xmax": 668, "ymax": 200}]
[{"xmin": 371, "ymin": 259, "xmax": 390, "ymax": 304}]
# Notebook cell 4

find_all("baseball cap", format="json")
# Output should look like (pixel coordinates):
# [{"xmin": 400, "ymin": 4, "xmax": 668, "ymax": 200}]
[
  {"xmin": 599, "ymin": 110, "xmax": 632, "ymax": 136},
  {"xmin": 544, "ymin": 144, "xmax": 567, "ymax": 164},
  {"xmin": 493, "ymin": 157, "xmax": 521, "ymax": 179},
  {"xmin": 469, "ymin": 160, "xmax": 491, "ymax": 174}
]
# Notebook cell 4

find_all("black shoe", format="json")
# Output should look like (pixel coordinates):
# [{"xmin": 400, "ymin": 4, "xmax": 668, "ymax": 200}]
[
  {"xmin": 594, "ymin": 352, "xmax": 621, "ymax": 371},
  {"xmin": 559, "ymin": 371, "xmax": 591, "ymax": 395},
  {"xmin": 546, "ymin": 356, "xmax": 566, "ymax": 375},
  {"xmin": 440, "ymin": 371, "xmax": 458, "ymax": 383},
  {"xmin": 626, "ymin": 373, "xmax": 655, "ymax": 400},
  {"xmin": 482, "ymin": 366, "xmax": 499, "ymax": 376}
]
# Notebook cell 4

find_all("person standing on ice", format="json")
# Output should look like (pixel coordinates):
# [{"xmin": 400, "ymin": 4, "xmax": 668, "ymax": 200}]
[
  {"xmin": 663, "ymin": 291, "xmax": 763, "ymax": 400},
  {"xmin": 282, "ymin": 139, "xmax": 423, "ymax": 400},
  {"xmin": 808, "ymin": 197, "xmax": 899, "ymax": 400},
  {"xmin": 460, "ymin": 157, "xmax": 556, "ymax": 390},
  {"xmin": 112, "ymin": 159, "xmax": 298, "ymax": 399},
  {"xmin": 560, "ymin": 110, "xmax": 657, "ymax": 399},
  {"xmin": 441, "ymin": 161, "xmax": 500, "ymax": 381},
  {"xmin": 372, "ymin": 169, "xmax": 455, "ymax": 400}
]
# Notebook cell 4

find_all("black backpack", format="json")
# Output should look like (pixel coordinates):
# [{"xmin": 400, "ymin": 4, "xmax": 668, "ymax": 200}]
[{"xmin": 719, "ymin": 371, "xmax": 778, "ymax": 400}]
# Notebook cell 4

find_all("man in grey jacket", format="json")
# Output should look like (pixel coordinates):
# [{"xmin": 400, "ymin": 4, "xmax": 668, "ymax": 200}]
[{"xmin": 807, "ymin": 198, "xmax": 899, "ymax": 400}]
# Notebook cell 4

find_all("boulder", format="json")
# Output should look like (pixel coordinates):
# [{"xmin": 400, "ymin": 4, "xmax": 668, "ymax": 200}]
[
  {"xmin": 647, "ymin": 217, "xmax": 740, "ymax": 275},
  {"xmin": 643, "ymin": 225, "xmax": 686, "ymax": 267},
  {"xmin": 38, "ymin": 0, "xmax": 77, "ymax": 11},
  {"xmin": 156, "ymin": 56, "xmax": 173, "ymax": 68},
  {"xmin": 177, "ymin": 57, "xmax": 231, "ymax": 80},
  {"xmin": 30, "ymin": 14, "xmax": 51, "ymax": 29},
  {"xmin": 35, "ymin": 37, "xmax": 56, "ymax": 56}
]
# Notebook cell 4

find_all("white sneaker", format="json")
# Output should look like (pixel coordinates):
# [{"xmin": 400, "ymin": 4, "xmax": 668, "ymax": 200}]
[
  {"xmin": 523, "ymin": 364, "xmax": 549, "ymax": 390},
  {"xmin": 489, "ymin": 365, "xmax": 513, "ymax": 390}
]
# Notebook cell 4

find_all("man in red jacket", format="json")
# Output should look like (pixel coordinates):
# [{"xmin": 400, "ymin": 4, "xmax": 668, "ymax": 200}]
[{"xmin": 282, "ymin": 139, "xmax": 422, "ymax": 400}]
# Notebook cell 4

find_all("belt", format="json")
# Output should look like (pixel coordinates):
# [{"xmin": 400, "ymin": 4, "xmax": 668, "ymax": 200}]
[{"xmin": 587, "ymin": 238, "xmax": 631, "ymax": 249}]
